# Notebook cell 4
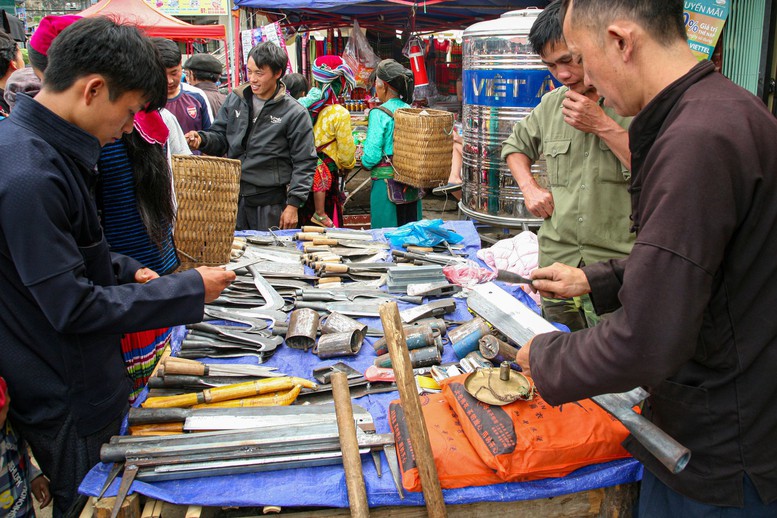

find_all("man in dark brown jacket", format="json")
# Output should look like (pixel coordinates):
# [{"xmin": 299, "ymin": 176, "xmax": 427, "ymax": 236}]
[{"xmin": 515, "ymin": 0, "xmax": 777, "ymax": 514}]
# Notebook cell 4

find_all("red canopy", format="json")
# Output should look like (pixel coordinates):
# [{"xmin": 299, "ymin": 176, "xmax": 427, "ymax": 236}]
[{"xmin": 79, "ymin": 0, "xmax": 226, "ymax": 41}]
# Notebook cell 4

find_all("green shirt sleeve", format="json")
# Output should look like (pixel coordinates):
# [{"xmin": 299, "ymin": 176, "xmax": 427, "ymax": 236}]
[{"xmin": 362, "ymin": 105, "xmax": 394, "ymax": 169}]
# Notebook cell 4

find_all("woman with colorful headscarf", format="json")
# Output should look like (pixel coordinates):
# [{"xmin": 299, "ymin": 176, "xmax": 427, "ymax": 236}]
[
  {"xmin": 297, "ymin": 55, "xmax": 357, "ymax": 227},
  {"xmin": 361, "ymin": 59, "xmax": 420, "ymax": 229}
]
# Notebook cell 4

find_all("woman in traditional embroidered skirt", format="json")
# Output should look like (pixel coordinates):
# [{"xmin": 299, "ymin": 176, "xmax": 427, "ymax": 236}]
[
  {"xmin": 97, "ymin": 110, "xmax": 179, "ymax": 402},
  {"xmin": 297, "ymin": 56, "xmax": 357, "ymax": 228}
]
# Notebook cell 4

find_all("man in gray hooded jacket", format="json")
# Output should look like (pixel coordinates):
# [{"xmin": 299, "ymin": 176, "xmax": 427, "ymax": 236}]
[{"xmin": 187, "ymin": 42, "xmax": 316, "ymax": 230}]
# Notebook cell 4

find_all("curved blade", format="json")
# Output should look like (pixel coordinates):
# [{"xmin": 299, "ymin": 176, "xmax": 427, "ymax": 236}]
[{"xmin": 246, "ymin": 265, "xmax": 285, "ymax": 311}]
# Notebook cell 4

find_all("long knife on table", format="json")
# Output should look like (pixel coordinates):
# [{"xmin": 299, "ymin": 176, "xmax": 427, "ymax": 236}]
[
  {"xmin": 293, "ymin": 301, "xmax": 382, "ymax": 317},
  {"xmin": 467, "ymin": 282, "xmax": 692, "ymax": 474},
  {"xmin": 162, "ymin": 357, "xmax": 281, "ymax": 377}
]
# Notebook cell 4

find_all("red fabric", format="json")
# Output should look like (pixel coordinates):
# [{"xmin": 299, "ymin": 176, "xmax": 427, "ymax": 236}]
[
  {"xmin": 134, "ymin": 110, "xmax": 169, "ymax": 145},
  {"xmin": 78, "ymin": 0, "xmax": 225, "ymax": 40},
  {"xmin": 312, "ymin": 162, "xmax": 333, "ymax": 193},
  {"xmin": 0, "ymin": 377, "xmax": 6, "ymax": 409},
  {"xmin": 314, "ymin": 55, "xmax": 344, "ymax": 70},
  {"xmin": 29, "ymin": 15, "xmax": 81, "ymax": 55}
]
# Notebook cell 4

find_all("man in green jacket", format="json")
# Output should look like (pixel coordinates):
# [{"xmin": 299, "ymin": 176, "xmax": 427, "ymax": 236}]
[{"xmin": 501, "ymin": 0, "xmax": 633, "ymax": 331}]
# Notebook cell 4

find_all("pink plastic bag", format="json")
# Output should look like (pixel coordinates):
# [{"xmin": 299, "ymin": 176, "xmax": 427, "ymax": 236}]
[{"xmin": 443, "ymin": 262, "xmax": 496, "ymax": 288}]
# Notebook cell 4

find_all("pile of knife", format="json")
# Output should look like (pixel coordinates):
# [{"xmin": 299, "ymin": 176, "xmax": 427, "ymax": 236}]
[{"xmin": 99, "ymin": 404, "xmax": 406, "ymax": 517}]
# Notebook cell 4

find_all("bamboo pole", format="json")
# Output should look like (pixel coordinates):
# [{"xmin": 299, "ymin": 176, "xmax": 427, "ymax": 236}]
[
  {"xmin": 331, "ymin": 371, "xmax": 370, "ymax": 518},
  {"xmin": 379, "ymin": 302, "xmax": 447, "ymax": 518}
]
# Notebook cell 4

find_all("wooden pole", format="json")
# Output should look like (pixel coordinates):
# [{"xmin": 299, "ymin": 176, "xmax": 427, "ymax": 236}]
[
  {"xmin": 379, "ymin": 302, "xmax": 447, "ymax": 518},
  {"xmin": 331, "ymin": 371, "xmax": 370, "ymax": 518}
]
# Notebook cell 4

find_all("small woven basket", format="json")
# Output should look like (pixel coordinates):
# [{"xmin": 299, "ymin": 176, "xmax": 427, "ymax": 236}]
[
  {"xmin": 392, "ymin": 108, "xmax": 454, "ymax": 188},
  {"xmin": 171, "ymin": 154, "xmax": 241, "ymax": 270}
]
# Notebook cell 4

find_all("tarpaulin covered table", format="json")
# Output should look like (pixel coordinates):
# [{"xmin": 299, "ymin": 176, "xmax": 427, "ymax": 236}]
[{"xmin": 80, "ymin": 220, "xmax": 641, "ymax": 508}]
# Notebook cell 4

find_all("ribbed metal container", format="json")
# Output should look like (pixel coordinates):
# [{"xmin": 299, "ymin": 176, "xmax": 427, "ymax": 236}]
[{"xmin": 460, "ymin": 8, "xmax": 557, "ymax": 227}]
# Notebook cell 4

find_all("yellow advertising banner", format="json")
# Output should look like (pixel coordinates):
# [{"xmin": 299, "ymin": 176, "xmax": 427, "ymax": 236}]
[{"xmin": 144, "ymin": 0, "xmax": 228, "ymax": 17}]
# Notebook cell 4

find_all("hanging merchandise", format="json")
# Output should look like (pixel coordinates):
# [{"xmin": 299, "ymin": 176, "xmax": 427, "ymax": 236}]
[
  {"xmin": 404, "ymin": 35, "xmax": 429, "ymax": 87},
  {"xmin": 342, "ymin": 20, "xmax": 380, "ymax": 88},
  {"xmin": 240, "ymin": 22, "xmax": 292, "ymax": 73}
]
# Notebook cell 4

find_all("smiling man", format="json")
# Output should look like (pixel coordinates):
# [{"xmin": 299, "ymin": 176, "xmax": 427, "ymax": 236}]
[
  {"xmin": 0, "ymin": 17, "xmax": 234, "ymax": 514},
  {"xmin": 500, "ymin": 0, "xmax": 633, "ymax": 331},
  {"xmin": 152, "ymin": 38, "xmax": 211, "ymax": 139},
  {"xmin": 517, "ymin": 0, "xmax": 777, "ymax": 514},
  {"xmin": 186, "ymin": 42, "xmax": 316, "ymax": 230}
]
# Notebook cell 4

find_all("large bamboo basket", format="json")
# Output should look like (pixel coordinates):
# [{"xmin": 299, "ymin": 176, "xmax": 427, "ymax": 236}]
[
  {"xmin": 392, "ymin": 108, "xmax": 455, "ymax": 188},
  {"xmin": 171, "ymin": 155, "xmax": 241, "ymax": 270}
]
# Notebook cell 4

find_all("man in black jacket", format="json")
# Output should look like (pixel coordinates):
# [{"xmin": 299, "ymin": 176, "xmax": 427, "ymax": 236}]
[
  {"xmin": 516, "ymin": 0, "xmax": 777, "ymax": 515},
  {"xmin": 186, "ymin": 42, "xmax": 316, "ymax": 230},
  {"xmin": 0, "ymin": 18, "xmax": 235, "ymax": 514}
]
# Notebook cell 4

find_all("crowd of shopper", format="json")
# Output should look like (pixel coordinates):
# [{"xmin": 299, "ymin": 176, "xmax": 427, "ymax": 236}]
[{"xmin": 2, "ymin": 1, "xmax": 776, "ymax": 515}]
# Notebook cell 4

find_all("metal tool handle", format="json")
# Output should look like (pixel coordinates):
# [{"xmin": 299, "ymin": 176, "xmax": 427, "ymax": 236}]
[
  {"xmin": 592, "ymin": 395, "xmax": 691, "ymax": 474},
  {"xmin": 294, "ymin": 301, "xmax": 330, "ymax": 312},
  {"xmin": 495, "ymin": 270, "xmax": 533, "ymax": 285},
  {"xmin": 127, "ymin": 407, "xmax": 191, "ymax": 426},
  {"xmin": 187, "ymin": 322, "xmax": 222, "ymax": 335}
]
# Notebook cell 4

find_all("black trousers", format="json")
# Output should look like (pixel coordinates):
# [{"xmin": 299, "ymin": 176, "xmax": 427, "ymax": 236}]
[
  {"xmin": 14, "ymin": 410, "xmax": 124, "ymax": 517},
  {"xmin": 236, "ymin": 199, "xmax": 284, "ymax": 231},
  {"xmin": 639, "ymin": 469, "xmax": 777, "ymax": 517}
]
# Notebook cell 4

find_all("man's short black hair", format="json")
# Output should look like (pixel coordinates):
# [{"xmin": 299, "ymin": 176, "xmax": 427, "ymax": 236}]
[
  {"xmin": 282, "ymin": 73, "xmax": 308, "ymax": 99},
  {"xmin": 28, "ymin": 46, "xmax": 47, "ymax": 73},
  {"xmin": 247, "ymin": 42, "xmax": 287, "ymax": 78},
  {"xmin": 529, "ymin": 0, "xmax": 564, "ymax": 57},
  {"xmin": 151, "ymin": 37, "xmax": 182, "ymax": 69},
  {"xmin": 44, "ymin": 17, "xmax": 167, "ymax": 111},
  {"xmin": 0, "ymin": 31, "xmax": 17, "ymax": 76},
  {"xmin": 562, "ymin": 0, "xmax": 686, "ymax": 46}
]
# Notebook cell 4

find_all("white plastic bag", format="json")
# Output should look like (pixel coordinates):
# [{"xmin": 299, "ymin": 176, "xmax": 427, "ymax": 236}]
[{"xmin": 342, "ymin": 20, "xmax": 380, "ymax": 88}]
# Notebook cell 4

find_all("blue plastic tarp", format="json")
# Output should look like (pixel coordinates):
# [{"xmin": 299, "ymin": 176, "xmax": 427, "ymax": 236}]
[{"xmin": 79, "ymin": 220, "xmax": 641, "ymax": 507}]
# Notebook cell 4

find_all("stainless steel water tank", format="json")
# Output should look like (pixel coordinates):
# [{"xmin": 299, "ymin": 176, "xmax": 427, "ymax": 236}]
[{"xmin": 460, "ymin": 8, "xmax": 557, "ymax": 227}]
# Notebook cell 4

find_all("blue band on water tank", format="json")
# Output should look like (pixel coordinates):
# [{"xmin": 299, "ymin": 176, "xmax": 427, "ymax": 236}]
[{"xmin": 463, "ymin": 69, "xmax": 560, "ymax": 108}]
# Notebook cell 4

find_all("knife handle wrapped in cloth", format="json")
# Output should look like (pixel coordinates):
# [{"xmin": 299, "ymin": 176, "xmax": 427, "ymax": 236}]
[{"xmin": 141, "ymin": 377, "xmax": 316, "ymax": 408}]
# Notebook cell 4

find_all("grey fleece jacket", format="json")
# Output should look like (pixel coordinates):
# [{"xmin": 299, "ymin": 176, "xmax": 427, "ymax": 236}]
[{"xmin": 198, "ymin": 82, "xmax": 316, "ymax": 208}]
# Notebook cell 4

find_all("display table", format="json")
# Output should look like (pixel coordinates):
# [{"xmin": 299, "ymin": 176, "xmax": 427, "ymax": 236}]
[{"xmin": 79, "ymin": 220, "xmax": 641, "ymax": 511}]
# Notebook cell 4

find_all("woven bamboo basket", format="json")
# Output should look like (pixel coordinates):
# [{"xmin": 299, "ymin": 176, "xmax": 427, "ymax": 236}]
[
  {"xmin": 392, "ymin": 108, "xmax": 455, "ymax": 188},
  {"xmin": 171, "ymin": 154, "xmax": 241, "ymax": 270}
]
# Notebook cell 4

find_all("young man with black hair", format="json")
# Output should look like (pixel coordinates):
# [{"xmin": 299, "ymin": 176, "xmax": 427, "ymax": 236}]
[
  {"xmin": 186, "ymin": 41, "xmax": 316, "ymax": 230},
  {"xmin": 183, "ymin": 53, "xmax": 226, "ymax": 115},
  {"xmin": 152, "ymin": 38, "xmax": 212, "ymax": 136},
  {"xmin": 0, "ymin": 17, "xmax": 234, "ymax": 514},
  {"xmin": 519, "ymin": 0, "xmax": 777, "ymax": 514},
  {"xmin": 500, "ymin": 0, "xmax": 633, "ymax": 331},
  {"xmin": 0, "ymin": 30, "xmax": 24, "ymax": 117}
]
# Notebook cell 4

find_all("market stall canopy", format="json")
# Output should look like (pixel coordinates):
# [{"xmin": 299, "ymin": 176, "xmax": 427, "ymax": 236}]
[
  {"xmin": 235, "ymin": 0, "xmax": 551, "ymax": 33},
  {"xmin": 1, "ymin": 9, "xmax": 26, "ymax": 42},
  {"xmin": 78, "ymin": 0, "xmax": 226, "ymax": 40}
]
